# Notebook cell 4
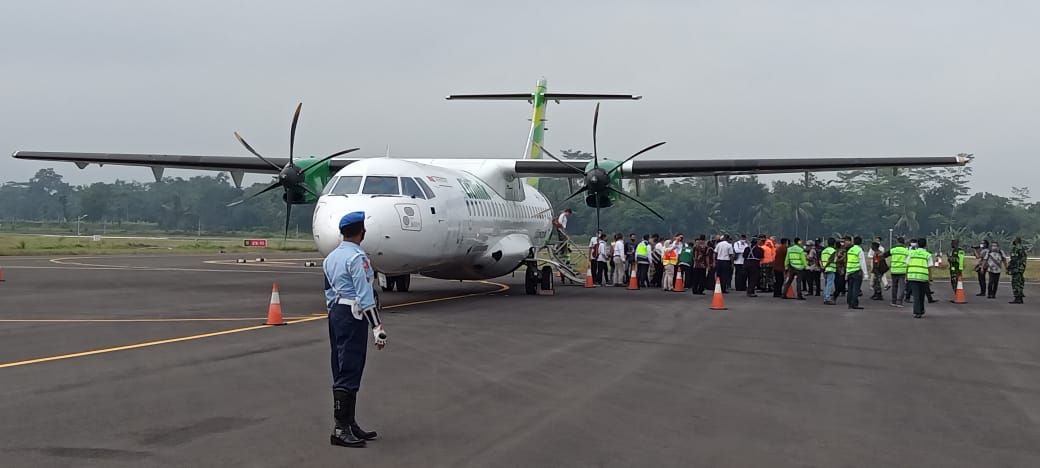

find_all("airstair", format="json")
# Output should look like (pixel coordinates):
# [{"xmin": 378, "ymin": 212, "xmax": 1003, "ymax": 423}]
[{"xmin": 539, "ymin": 236, "xmax": 586, "ymax": 284}]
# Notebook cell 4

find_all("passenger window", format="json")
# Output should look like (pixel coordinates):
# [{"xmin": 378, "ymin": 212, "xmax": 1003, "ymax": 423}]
[
  {"xmin": 362, "ymin": 176, "xmax": 399, "ymax": 195},
  {"xmin": 414, "ymin": 177, "xmax": 436, "ymax": 199},
  {"xmin": 330, "ymin": 176, "xmax": 362, "ymax": 195},
  {"xmin": 401, "ymin": 177, "xmax": 426, "ymax": 199}
]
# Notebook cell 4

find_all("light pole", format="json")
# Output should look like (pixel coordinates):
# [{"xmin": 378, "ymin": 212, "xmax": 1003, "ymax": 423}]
[
  {"xmin": 76, "ymin": 214, "xmax": 88, "ymax": 236},
  {"xmin": 888, "ymin": 228, "xmax": 893, "ymax": 248}
]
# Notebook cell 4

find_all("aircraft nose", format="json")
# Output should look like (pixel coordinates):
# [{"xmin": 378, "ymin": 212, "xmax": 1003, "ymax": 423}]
[{"xmin": 314, "ymin": 196, "xmax": 385, "ymax": 255}]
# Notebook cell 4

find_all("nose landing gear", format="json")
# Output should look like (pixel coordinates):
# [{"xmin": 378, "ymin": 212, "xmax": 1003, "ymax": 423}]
[{"xmin": 523, "ymin": 259, "xmax": 555, "ymax": 296}]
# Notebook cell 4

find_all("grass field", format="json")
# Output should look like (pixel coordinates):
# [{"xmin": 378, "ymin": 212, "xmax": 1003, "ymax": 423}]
[{"xmin": 0, "ymin": 234, "xmax": 314, "ymax": 256}]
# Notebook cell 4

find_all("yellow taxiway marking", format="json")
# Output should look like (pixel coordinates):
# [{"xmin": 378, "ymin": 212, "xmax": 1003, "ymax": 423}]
[{"xmin": 0, "ymin": 280, "xmax": 508, "ymax": 369}]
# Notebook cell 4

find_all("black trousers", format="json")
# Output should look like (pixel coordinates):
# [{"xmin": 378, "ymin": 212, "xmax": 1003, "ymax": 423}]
[
  {"xmin": 652, "ymin": 261, "xmax": 664, "ymax": 287},
  {"xmin": 597, "ymin": 260, "xmax": 609, "ymax": 285},
  {"xmin": 782, "ymin": 269, "xmax": 805, "ymax": 298},
  {"xmin": 846, "ymin": 271, "xmax": 863, "ymax": 308},
  {"xmin": 734, "ymin": 264, "xmax": 746, "ymax": 291},
  {"xmin": 716, "ymin": 260, "xmax": 732, "ymax": 292},
  {"xmin": 329, "ymin": 304, "xmax": 369, "ymax": 392},
  {"xmin": 744, "ymin": 262, "xmax": 760, "ymax": 295},
  {"xmin": 910, "ymin": 281, "xmax": 927, "ymax": 316},
  {"xmin": 977, "ymin": 269, "xmax": 987, "ymax": 294},
  {"xmin": 809, "ymin": 271, "xmax": 821, "ymax": 295},
  {"xmin": 691, "ymin": 267, "xmax": 707, "ymax": 293},
  {"xmin": 773, "ymin": 269, "xmax": 785, "ymax": 297},
  {"xmin": 987, "ymin": 272, "xmax": 1001, "ymax": 297},
  {"xmin": 637, "ymin": 262, "xmax": 650, "ymax": 287}
]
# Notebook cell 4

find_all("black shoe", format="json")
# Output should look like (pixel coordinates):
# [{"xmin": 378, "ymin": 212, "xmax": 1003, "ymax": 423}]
[
  {"xmin": 350, "ymin": 424, "xmax": 378, "ymax": 441},
  {"xmin": 913, "ymin": 313, "xmax": 922, "ymax": 319},
  {"xmin": 747, "ymin": 294, "xmax": 758, "ymax": 297},
  {"xmin": 330, "ymin": 427, "xmax": 366, "ymax": 448},
  {"xmin": 1009, "ymin": 299, "xmax": 1023, "ymax": 304},
  {"xmin": 796, "ymin": 296, "xmax": 806, "ymax": 300},
  {"xmin": 927, "ymin": 299, "xmax": 938, "ymax": 304},
  {"xmin": 849, "ymin": 306, "xmax": 864, "ymax": 310},
  {"xmin": 976, "ymin": 293, "xmax": 986, "ymax": 296}
]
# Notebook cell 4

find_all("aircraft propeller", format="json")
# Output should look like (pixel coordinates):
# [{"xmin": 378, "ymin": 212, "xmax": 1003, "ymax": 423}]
[
  {"xmin": 535, "ymin": 102, "xmax": 666, "ymax": 231},
  {"xmin": 227, "ymin": 103, "xmax": 360, "ymax": 241}
]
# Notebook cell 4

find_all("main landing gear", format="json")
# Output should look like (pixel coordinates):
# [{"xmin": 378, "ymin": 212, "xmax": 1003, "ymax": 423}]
[{"xmin": 380, "ymin": 274, "xmax": 411, "ymax": 293}]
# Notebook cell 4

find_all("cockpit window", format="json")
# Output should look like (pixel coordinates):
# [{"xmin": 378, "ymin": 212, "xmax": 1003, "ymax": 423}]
[
  {"xmin": 362, "ymin": 176, "xmax": 400, "ymax": 195},
  {"xmin": 401, "ymin": 177, "xmax": 426, "ymax": 199},
  {"xmin": 414, "ymin": 177, "xmax": 436, "ymax": 199},
  {"xmin": 328, "ymin": 176, "xmax": 362, "ymax": 195}
]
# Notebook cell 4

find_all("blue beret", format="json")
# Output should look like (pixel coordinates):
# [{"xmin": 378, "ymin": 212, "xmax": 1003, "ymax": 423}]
[{"xmin": 339, "ymin": 211, "xmax": 365, "ymax": 229}]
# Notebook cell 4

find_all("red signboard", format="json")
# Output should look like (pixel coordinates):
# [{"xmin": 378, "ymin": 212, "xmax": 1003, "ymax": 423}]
[{"xmin": 243, "ymin": 239, "xmax": 268, "ymax": 247}]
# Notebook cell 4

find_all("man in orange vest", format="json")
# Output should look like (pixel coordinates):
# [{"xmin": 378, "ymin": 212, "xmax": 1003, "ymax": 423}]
[{"xmin": 760, "ymin": 235, "xmax": 776, "ymax": 293}]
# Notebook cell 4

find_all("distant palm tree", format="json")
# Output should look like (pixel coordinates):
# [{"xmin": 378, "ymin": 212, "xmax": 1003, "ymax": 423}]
[{"xmin": 794, "ymin": 201, "xmax": 814, "ymax": 239}]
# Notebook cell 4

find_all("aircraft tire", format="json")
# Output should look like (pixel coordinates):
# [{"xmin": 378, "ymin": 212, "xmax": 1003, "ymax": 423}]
[
  {"xmin": 524, "ymin": 264, "xmax": 538, "ymax": 295},
  {"xmin": 540, "ymin": 266, "xmax": 553, "ymax": 291},
  {"xmin": 395, "ymin": 275, "xmax": 410, "ymax": 292}
]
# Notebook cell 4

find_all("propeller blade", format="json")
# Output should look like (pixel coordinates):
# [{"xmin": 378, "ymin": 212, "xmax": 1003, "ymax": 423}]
[
  {"xmin": 606, "ymin": 141, "xmax": 667, "ymax": 177},
  {"xmin": 234, "ymin": 132, "xmax": 283, "ymax": 171},
  {"xmin": 592, "ymin": 103, "xmax": 600, "ymax": 168},
  {"xmin": 609, "ymin": 186, "xmax": 664, "ymax": 220},
  {"xmin": 562, "ymin": 186, "xmax": 588, "ymax": 203},
  {"xmin": 533, "ymin": 143, "xmax": 586, "ymax": 176},
  {"xmin": 567, "ymin": 177, "xmax": 575, "ymax": 194},
  {"xmin": 226, "ymin": 180, "xmax": 282, "ymax": 207},
  {"xmin": 301, "ymin": 148, "xmax": 361, "ymax": 175},
  {"xmin": 289, "ymin": 103, "xmax": 302, "ymax": 163},
  {"xmin": 297, "ymin": 182, "xmax": 320, "ymax": 198},
  {"xmin": 283, "ymin": 198, "xmax": 292, "ymax": 242}
]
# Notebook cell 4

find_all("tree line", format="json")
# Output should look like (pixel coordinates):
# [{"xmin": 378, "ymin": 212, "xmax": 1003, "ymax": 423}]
[{"xmin": 1, "ymin": 156, "xmax": 1037, "ymax": 252}]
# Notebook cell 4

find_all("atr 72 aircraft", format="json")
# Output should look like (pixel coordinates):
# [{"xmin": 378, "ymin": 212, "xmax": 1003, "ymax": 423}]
[{"xmin": 13, "ymin": 78, "xmax": 967, "ymax": 294}]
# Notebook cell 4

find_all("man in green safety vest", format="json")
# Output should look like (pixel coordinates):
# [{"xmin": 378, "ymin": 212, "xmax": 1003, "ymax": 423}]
[
  {"xmin": 845, "ymin": 236, "xmax": 868, "ymax": 309},
  {"xmin": 821, "ymin": 238, "xmax": 838, "ymax": 305},
  {"xmin": 884, "ymin": 237, "xmax": 910, "ymax": 307},
  {"xmin": 948, "ymin": 239, "xmax": 966, "ymax": 294},
  {"xmin": 782, "ymin": 237, "xmax": 808, "ymax": 300},
  {"xmin": 907, "ymin": 238, "xmax": 934, "ymax": 318}
]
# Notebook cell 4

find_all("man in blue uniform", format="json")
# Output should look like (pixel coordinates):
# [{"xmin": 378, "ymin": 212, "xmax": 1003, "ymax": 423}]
[{"xmin": 323, "ymin": 211, "xmax": 388, "ymax": 448}]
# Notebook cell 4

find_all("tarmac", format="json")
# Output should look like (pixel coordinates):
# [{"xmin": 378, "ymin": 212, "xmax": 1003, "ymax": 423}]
[{"xmin": 1, "ymin": 254, "xmax": 1039, "ymax": 468}]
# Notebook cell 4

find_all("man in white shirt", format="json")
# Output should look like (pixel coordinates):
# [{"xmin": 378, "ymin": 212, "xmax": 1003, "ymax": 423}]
[
  {"xmin": 597, "ymin": 234, "xmax": 611, "ymax": 286},
  {"xmin": 554, "ymin": 208, "xmax": 572, "ymax": 242},
  {"xmin": 588, "ymin": 229, "xmax": 603, "ymax": 284},
  {"xmin": 714, "ymin": 235, "xmax": 735, "ymax": 293},
  {"xmin": 732, "ymin": 234, "xmax": 749, "ymax": 292},
  {"xmin": 612, "ymin": 233, "xmax": 626, "ymax": 286}
]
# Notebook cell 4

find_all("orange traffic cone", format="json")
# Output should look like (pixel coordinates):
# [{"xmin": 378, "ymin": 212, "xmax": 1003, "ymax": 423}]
[
  {"xmin": 265, "ymin": 282, "xmax": 286, "ymax": 325},
  {"xmin": 627, "ymin": 265, "xmax": 639, "ymax": 290},
  {"xmin": 674, "ymin": 270, "xmax": 685, "ymax": 292},
  {"xmin": 785, "ymin": 279, "xmax": 796, "ymax": 299},
  {"xmin": 951, "ymin": 275, "xmax": 967, "ymax": 304},
  {"xmin": 709, "ymin": 277, "xmax": 727, "ymax": 310},
  {"xmin": 584, "ymin": 267, "xmax": 595, "ymax": 288}
]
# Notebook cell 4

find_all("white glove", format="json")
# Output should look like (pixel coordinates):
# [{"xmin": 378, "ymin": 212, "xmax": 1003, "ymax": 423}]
[{"xmin": 373, "ymin": 324, "xmax": 387, "ymax": 349}]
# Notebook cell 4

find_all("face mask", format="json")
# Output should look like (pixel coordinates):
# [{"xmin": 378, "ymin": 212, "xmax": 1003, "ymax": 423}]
[
  {"xmin": 991, "ymin": 246, "xmax": 999, "ymax": 251},
  {"xmin": 910, "ymin": 243, "xmax": 918, "ymax": 248}
]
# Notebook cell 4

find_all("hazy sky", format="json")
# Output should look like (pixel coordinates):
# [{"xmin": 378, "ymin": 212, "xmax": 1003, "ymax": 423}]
[{"xmin": 2, "ymin": 1, "xmax": 1037, "ymax": 196}]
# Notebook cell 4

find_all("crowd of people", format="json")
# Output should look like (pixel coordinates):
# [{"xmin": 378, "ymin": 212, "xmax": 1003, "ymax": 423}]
[{"xmin": 579, "ymin": 227, "xmax": 1031, "ymax": 317}]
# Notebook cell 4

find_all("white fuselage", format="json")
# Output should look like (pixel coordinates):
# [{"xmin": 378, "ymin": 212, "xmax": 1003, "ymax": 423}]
[{"xmin": 312, "ymin": 158, "xmax": 553, "ymax": 280}]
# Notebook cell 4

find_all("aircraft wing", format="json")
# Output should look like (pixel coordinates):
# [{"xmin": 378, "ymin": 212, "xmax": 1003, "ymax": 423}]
[
  {"xmin": 513, "ymin": 155, "xmax": 969, "ymax": 178},
  {"xmin": 11, "ymin": 151, "xmax": 358, "ymax": 185}
]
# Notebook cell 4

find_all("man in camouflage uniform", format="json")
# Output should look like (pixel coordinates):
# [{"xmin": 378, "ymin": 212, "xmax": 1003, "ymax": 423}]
[{"xmin": 1009, "ymin": 237, "xmax": 1028, "ymax": 304}]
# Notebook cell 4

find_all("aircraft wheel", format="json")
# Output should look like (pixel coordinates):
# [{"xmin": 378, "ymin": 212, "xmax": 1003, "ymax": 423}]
[
  {"xmin": 394, "ymin": 275, "xmax": 411, "ymax": 292},
  {"xmin": 524, "ymin": 263, "xmax": 538, "ymax": 295},
  {"xmin": 540, "ymin": 266, "xmax": 553, "ymax": 291},
  {"xmin": 380, "ymin": 273, "xmax": 395, "ymax": 292}
]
